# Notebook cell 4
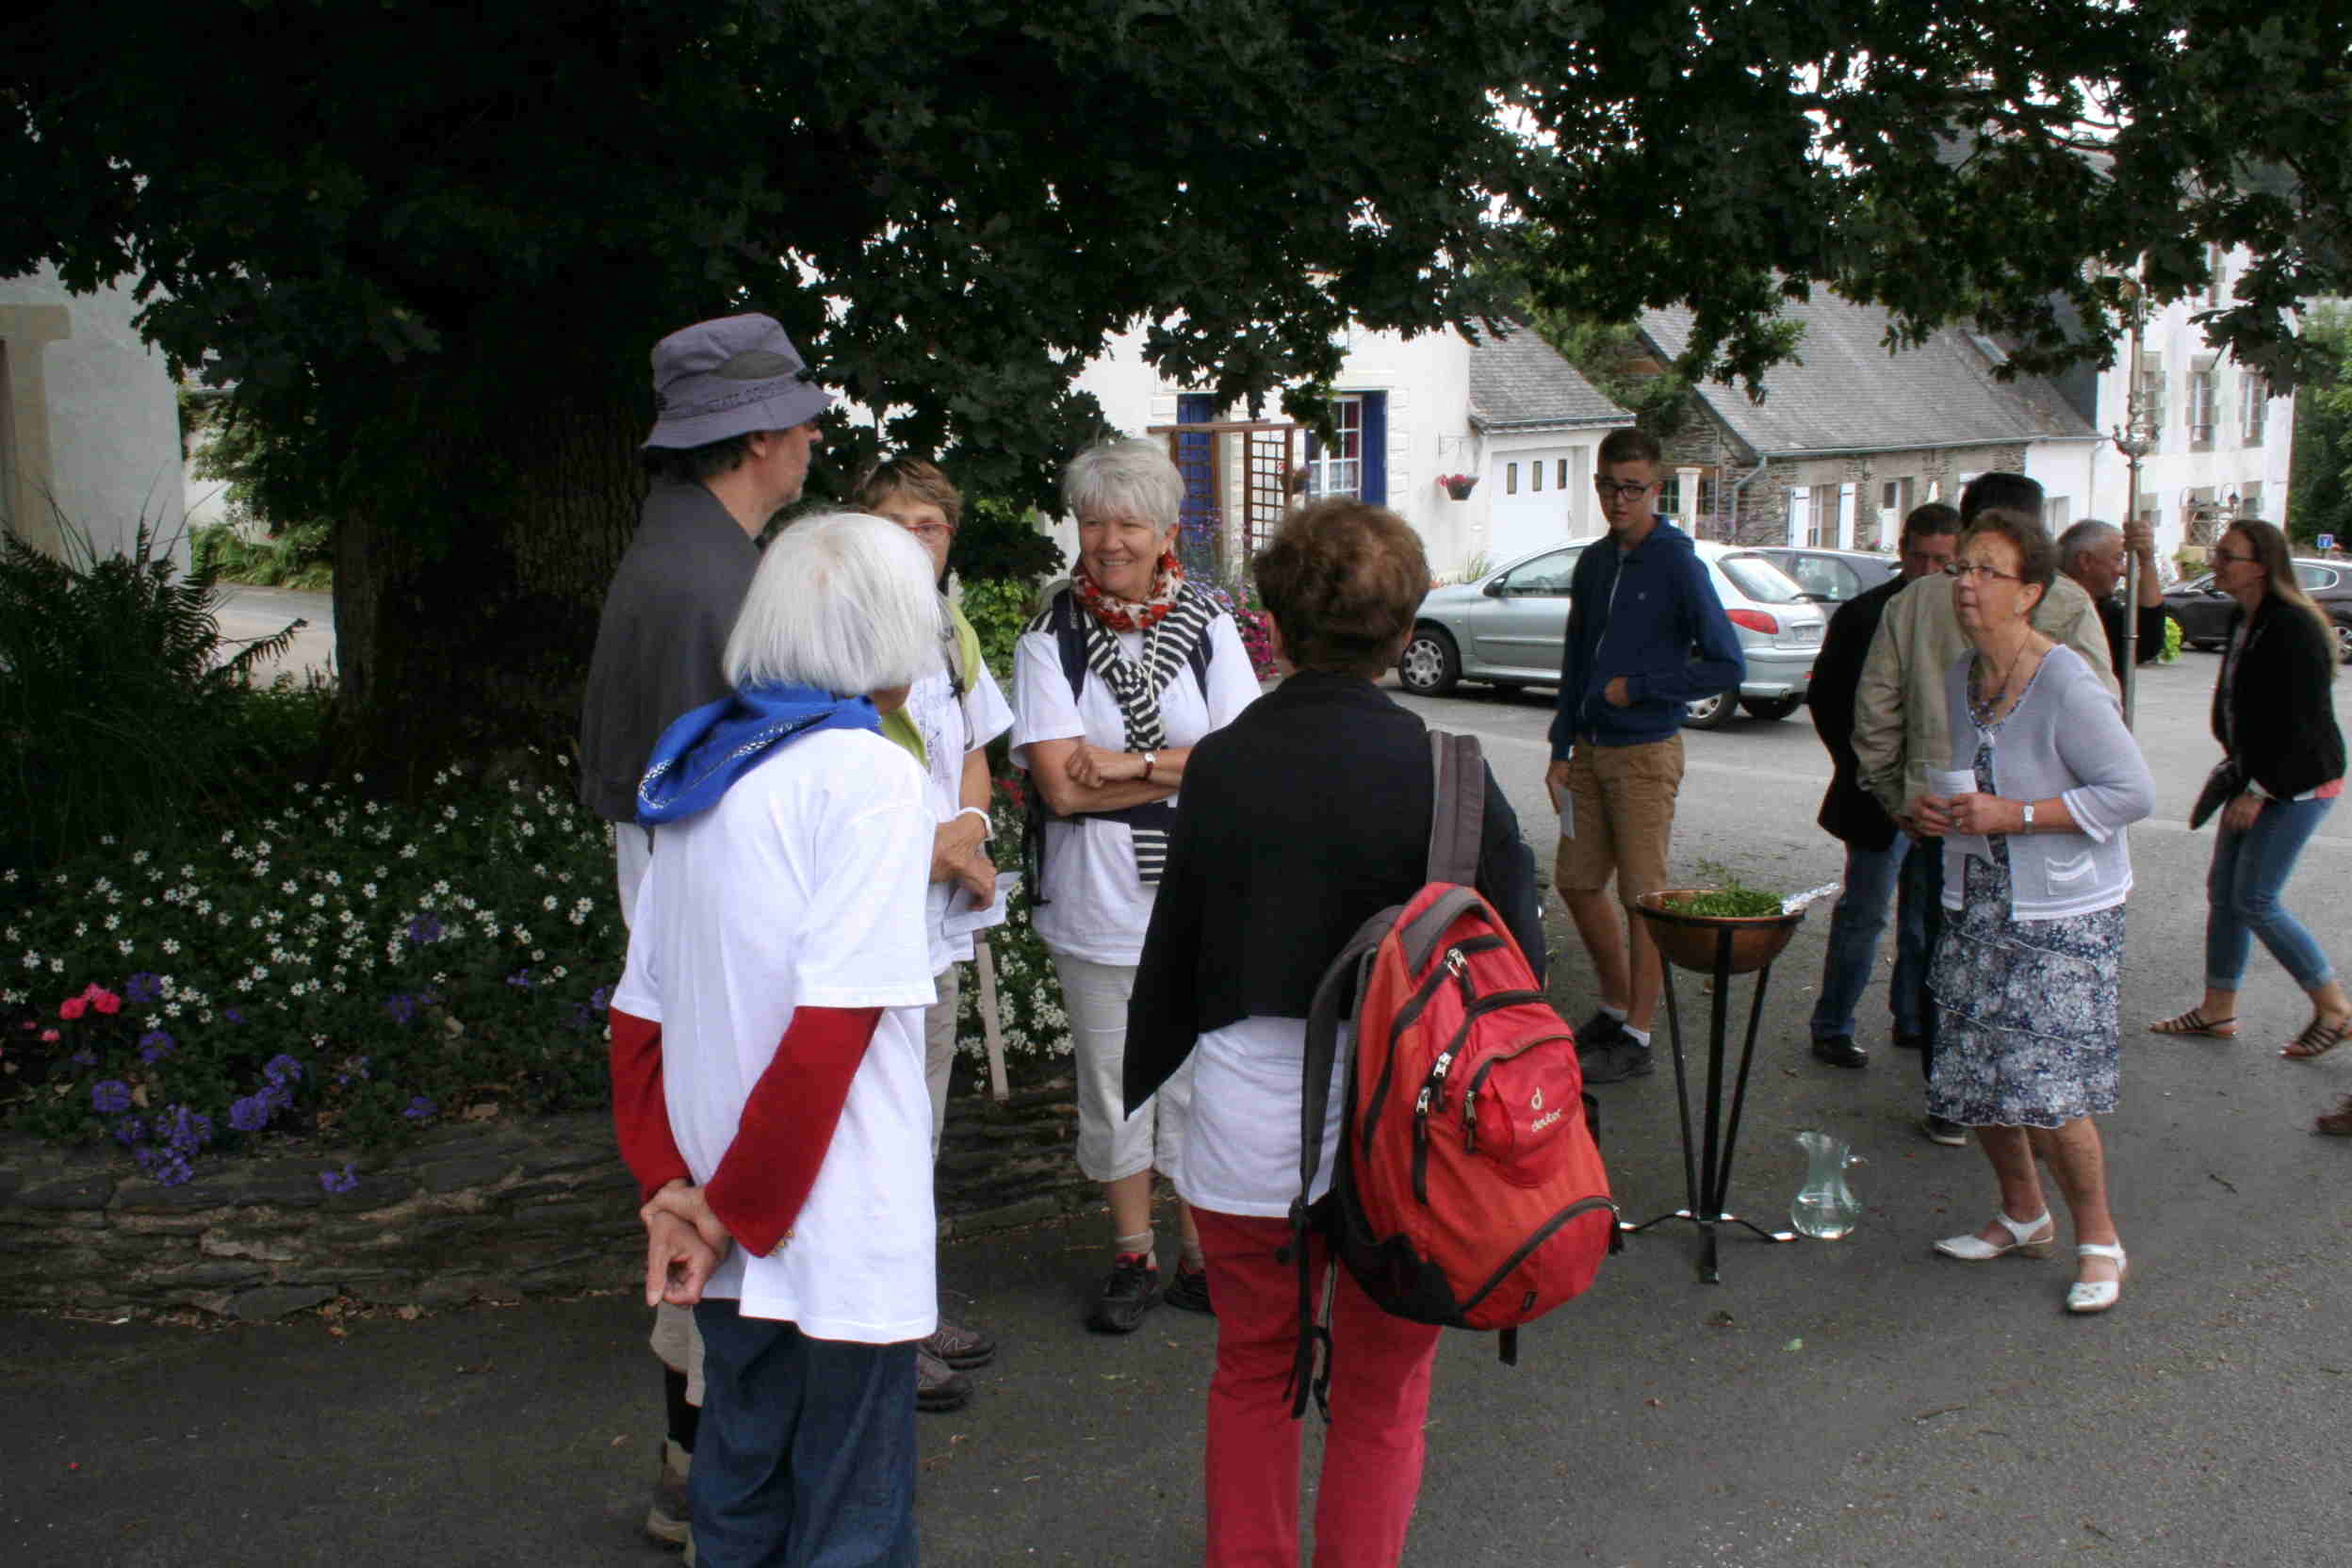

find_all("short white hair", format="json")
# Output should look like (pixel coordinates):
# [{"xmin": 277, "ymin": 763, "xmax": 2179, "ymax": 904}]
[
  {"xmin": 725, "ymin": 512, "xmax": 942, "ymax": 696},
  {"xmin": 1064, "ymin": 436, "xmax": 1183, "ymax": 537}
]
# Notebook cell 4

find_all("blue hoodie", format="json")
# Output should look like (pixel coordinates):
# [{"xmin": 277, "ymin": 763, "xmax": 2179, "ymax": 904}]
[{"xmin": 1547, "ymin": 518, "xmax": 1745, "ymax": 755}]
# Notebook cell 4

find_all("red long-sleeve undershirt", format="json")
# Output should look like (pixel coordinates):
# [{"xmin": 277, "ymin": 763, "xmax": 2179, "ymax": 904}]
[{"xmin": 608, "ymin": 1004, "xmax": 884, "ymax": 1258}]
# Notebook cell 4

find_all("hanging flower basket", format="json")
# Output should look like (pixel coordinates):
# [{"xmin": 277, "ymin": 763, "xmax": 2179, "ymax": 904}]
[{"xmin": 1438, "ymin": 473, "xmax": 1478, "ymax": 500}]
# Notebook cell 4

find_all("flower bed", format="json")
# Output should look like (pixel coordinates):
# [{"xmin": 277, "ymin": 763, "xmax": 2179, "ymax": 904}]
[{"xmin": 3, "ymin": 766, "xmax": 627, "ymax": 1187}]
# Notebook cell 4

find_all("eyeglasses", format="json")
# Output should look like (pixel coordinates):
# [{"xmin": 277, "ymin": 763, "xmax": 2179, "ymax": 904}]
[
  {"xmin": 894, "ymin": 520, "xmax": 956, "ymax": 542},
  {"xmin": 1593, "ymin": 479, "xmax": 1656, "ymax": 502},
  {"xmin": 1944, "ymin": 561, "xmax": 2023, "ymax": 583},
  {"xmin": 2212, "ymin": 548, "xmax": 2257, "ymax": 565}
]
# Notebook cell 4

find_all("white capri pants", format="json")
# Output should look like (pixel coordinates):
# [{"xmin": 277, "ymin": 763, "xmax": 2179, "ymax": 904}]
[{"xmin": 1050, "ymin": 951, "xmax": 1193, "ymax": 1185}]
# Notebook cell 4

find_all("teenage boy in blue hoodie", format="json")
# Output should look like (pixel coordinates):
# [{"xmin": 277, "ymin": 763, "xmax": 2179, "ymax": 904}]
[{"xmin": 1543, "ymin": 429, "xmax": 1746, "ymax": 1083}]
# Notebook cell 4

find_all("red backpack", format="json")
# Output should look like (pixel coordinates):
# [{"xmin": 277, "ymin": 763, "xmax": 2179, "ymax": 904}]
[{"xmin": 1289, "ymin": 733, "xmax": 1616, "ymax": 1414}]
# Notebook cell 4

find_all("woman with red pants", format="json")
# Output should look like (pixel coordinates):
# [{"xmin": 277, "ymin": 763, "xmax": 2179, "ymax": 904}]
[{"xmin": 1125, "ymin": 498, "xmax": 1545, "ymax": 1565}]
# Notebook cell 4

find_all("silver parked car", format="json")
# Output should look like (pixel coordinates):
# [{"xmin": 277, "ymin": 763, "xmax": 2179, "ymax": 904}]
[{"xmin": 1398, "ymin": 540, "xmax": 1826, "ymax": 727}]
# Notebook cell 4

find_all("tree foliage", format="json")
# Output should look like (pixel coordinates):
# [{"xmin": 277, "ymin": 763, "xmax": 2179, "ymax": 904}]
[
  {"xmin": 3, "ymin": 1, "xmax": 2344, "ymax": 764},
  {"xmin": 2287, "ymin": 304, "xmax": 2352, "ymax": 547}
]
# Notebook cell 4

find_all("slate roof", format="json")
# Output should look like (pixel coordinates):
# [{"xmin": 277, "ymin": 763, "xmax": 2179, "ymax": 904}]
[
  {"xmin": 1641, "ymin": 295, "xmax": 2099, "ymax": 457},
  {"xmin": 1466, "ymin": 322, "xmax": 1633, "ymax": 432}
]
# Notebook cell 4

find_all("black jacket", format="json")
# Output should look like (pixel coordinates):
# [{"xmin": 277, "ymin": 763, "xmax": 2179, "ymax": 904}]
[
  {"xmin": 1811, "ymin": 575, "xmax": 1904, "ymax": 851},
  {"xmin": 2097, "ymin": 596, "xmax": 2168, "ymax": 679},
  {"xmin": 2213, "ymin": 595, "xmax": 2346, "ymax": 800},
  {"xmin": 1123, "ymin": 671, "xmax": 1544, "ymax": 1113}
]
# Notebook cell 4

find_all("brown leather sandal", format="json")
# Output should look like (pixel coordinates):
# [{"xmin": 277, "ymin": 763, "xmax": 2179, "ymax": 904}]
[
  {"xmin": 2315, "ymin": 1095, "xmax": 2352, "ymax": 1136},
  {"xmin": 2281, "ymin": 1016, "xmax": 2352, "ymax": 1061},
  {"xmin": 2149, "ymin": 1007, "xmax": 2238, "ymax": 1039}
]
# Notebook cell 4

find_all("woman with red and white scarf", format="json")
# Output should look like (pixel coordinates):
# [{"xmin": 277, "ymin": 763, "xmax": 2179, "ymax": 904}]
[{"xmin": 1011, "ymin": 437, "xmax": 1261, "ymax": 1334}]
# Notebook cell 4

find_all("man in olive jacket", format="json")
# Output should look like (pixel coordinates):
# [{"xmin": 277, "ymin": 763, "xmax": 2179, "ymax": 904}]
[{"xmin": 1849, "ymin": 474, "xmax": 2115, "ymax": 1144}]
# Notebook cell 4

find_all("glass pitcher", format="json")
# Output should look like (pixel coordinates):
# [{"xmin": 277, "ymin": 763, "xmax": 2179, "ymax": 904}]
[{"xmin": 1791, "ymin": 1131, "xmax": 1863, "ymax": 1240}]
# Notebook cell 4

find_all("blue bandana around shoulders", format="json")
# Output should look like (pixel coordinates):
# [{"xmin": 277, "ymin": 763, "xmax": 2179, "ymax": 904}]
[{"xmin": 636, "ymin": 682, "xmax": 881, "ymax": 826}]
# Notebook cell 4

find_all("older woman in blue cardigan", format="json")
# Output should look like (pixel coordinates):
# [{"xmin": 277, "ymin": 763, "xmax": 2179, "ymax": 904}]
[{"xmin": 1909, "ymin": 508, "xmax": 2155, "ymax": 1315}]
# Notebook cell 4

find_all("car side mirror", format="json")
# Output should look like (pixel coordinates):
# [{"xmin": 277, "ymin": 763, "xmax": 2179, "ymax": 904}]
[{"xmin": 1484, "ymin": 579, "xmax": 1510, "ymax": 597}]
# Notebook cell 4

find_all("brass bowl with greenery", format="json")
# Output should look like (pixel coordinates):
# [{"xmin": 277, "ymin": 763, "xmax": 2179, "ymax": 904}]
[{"xmin": 1635, "ymin": 888, "xmax": 1805, "ymax": 976}]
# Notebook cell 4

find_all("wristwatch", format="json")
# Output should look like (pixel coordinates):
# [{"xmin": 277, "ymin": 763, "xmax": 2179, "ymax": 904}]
[
  {"xmin": 1141, "ymin": 751, "xmax": 1158, "ymax": 780},
  {"xmin": 2020, "ymin": 802, "xmax": 2035, "ymax": 833}
]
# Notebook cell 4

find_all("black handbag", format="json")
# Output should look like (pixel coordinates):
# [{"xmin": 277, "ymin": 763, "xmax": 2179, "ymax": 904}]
[{"xmin": 2189, "ymin": 760, "xmax": 2244, "ymax": 831}]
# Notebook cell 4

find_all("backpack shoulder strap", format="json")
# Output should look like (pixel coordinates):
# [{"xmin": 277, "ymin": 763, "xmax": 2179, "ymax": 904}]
[
  {"xmin": 1426, "ymin": 730, "xmax": 1486, "ymax": 888},
  {"xmin": 1035, "ymin": 586, "xmax": 1086, "ymax": 697}
]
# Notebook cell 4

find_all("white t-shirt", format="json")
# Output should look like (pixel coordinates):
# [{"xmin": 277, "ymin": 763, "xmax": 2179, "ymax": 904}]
[
  {"xmin": 1179, "ymin": 1016, "xmax": 1349, "ymax": 1219},
  {"xmin": 612, "ymin": 727, "xmax": 939, "ymax": 1343},
  {"xmin": 904, "ymin": 649, "xmax": 1014, "ymax": 974},
  {"xmin": 1008, "ymin": 612, "xmax": 1260, "ymax": 966}
]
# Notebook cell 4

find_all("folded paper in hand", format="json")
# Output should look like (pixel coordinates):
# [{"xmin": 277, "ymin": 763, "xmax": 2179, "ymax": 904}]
[{"xmin": 943, "ymin": 872, "xmax": 1021, "ymax": 939}]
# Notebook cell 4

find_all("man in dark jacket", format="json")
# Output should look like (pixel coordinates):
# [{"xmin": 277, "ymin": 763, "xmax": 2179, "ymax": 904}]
[
  {"xmin": 1543, "ymin": 428, "xmax": 1745, "ymax": 1084},
  {"xmin": 579, "ymin": 311, "xmax": 829, "ymax": 1549},
  {"xmin": 1804, "ymin": 503, "xmax": 1959, "ymax": 1069}
]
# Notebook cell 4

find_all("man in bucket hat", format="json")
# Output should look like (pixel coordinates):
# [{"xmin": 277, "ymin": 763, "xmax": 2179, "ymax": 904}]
[{"xmin": 580, "ymin": 311, "xmax": 830, "ymax": 1549}]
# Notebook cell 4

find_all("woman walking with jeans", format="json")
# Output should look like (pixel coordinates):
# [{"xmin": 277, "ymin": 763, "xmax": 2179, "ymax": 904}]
[{"xmin": 2149, "ymin": 519, "xmax": 2349, "ymax": 1091}]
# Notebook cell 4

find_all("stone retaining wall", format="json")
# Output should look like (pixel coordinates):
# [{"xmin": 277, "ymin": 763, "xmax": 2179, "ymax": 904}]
[{"xmin": 0, "ymin": 1077, "xmax": 1095, "ymax": 1319}]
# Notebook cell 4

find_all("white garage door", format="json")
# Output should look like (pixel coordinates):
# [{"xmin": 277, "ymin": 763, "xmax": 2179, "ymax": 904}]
[{"xmin": 1488, "ymin": 448, "xmax": 1588, "ymax": 563}]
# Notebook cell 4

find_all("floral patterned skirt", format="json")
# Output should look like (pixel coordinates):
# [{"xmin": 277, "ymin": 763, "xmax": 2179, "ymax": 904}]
[{"xmin": 1926, "ymin": 849, "xmax": 2123, "ymax": 1129}]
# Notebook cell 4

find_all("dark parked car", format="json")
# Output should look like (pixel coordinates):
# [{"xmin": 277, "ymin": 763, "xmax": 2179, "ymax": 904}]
[
  {"xmin": 1746, "ymin": 547, "xmax": 1903, "ymax": 606},
  {"xmin": 2165, "ymin": 558, "xmax": 2352, "ymax": 662}
]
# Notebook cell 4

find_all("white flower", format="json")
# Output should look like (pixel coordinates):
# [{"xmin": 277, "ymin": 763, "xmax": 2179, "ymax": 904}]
[
  {"xmin": 309, "ymin": 893, "xmax": 326, "ymax": 908},
  {"xmin": 166, "ymin": 1002, "xmax": 182, "ymax": 1018},
  {"xmin": 513, "ymin": 927, "xmax": 531, "ymax": 945},
  {"xmin": 255, "ymin": 841, "xmax": 273, "ymax": 857},
  {"xmin": 542, "ymin": 895, "xmax": 559, "ymax": 912},
  {"xmin": 196, "ymin": 900, "xmax": 212, "ymax": 915},
  {"xmin": 20, "ymin": 951, "xmax": 37, "ymax": 969},
  {"xmin": 104, "ymin": 913, "xmax": 120, "ymax": 930},
  {"xmin": 118, "ymin": 939, "xmax": 134, "ymax": 956},
  {"xmin": 162, "ymin": 939, "xmax": 179, "ymax": 955},
  {"xmin": 531, "ymin": 949, "xmax": 545, "ymax": 961},
  {"xmin": 361, "ymin": 883, "xmax": 377, "ymax": 898},
  {"xmin": 281, "ymin": 880, "xmax": 298, "ymax": 895},
  {"xmin": 400, "ymin": 844, "xmax": 418, "ymax": 858},
  {"xmin": 74, "ymin": 922, "xmax": 89, "ymax": 937},
  {"xmin": 50, "ymin": 958, "xmax": 63, "ymax": 973},
  {"xmin": 552, "ymin": 966, "xmax": 568, "ymax": 979}
]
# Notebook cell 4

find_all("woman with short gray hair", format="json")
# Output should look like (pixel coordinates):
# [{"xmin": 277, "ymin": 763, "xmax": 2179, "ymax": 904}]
[
  {"xmin": 1011, "ymin": 436, "xmax": 1261, "ymax": 1333},
  {"xmin": 608, "ymin": 512, "xmax": 946, "ymax": 1565}
]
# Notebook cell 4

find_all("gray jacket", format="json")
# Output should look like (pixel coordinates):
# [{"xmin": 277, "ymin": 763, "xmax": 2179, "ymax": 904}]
[
  {"xmin": 578, "ymin": 482, "xmax": 760, "ymax": 823},
  {"xmin": 1938, "ymin": 645, "xmax": 2153, "ymax": 920}
]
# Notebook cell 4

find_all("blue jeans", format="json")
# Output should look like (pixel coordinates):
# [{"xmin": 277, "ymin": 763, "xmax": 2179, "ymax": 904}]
[
  {"xmin": 692, "ymin": 1300, "xmax": 920, "ymax": 1568},
  {"xmin": 2206, "ymin": 794, "xmax": 2338, "ymax": 992},
  {"xmin": 1897, "ymin": 836, "xmax": 1946, "ymax": 1084},
  {"xmin": 1810, "ymin": 834, "xmax": 1913, "ymax": 1041}
]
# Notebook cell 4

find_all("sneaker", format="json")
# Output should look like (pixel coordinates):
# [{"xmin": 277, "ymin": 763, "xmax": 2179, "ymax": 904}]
[
  {"xmin": 1162, "ymin": 1263, "xmax": 1214, "ymax": 1315},
  {"xmin": 915, "ymin": 1348, "xmax": 972, "ymax": 1413},
  {"xmin": 1810, "ymin": 1035, "xmax": 1868, "ymax": 1069},
  {"xmin": 1921, "ymin": 1114, "xmax": 1968, "ymax": 1147},
  {"xmin": 922, "ymin": 1315, "xmax": 997, "ymax": 1370},
  {"xmin": 1576, "ymin": 1010, "xmax": 1628, "ymax": 1049},
  {"xmin": 1579, "ymin": 1039, "xmax": 1655, "ymax": 1085},
  {"xmin": 1085, "ymin": 1252, "xmax": 1160, "ymax": 1333},
  {"xmin": 1891, "ymin": 1031, "xmax": 1925, "ymax": 1052},
  {"xmin": 645, "ymin": 1437, "xmax": 691, "ymax": 1546}
]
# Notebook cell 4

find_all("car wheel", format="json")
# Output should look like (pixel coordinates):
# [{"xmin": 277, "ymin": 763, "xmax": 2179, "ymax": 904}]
[
  {"xmin": 1739, "ymin": 695, "xmax": 1803, "ymax": 722},
  {"xmin": 1681, "ymin": 692, "xmax": 1733, "ymax": 729},
  {"xmin": 1397, "ymin": 626, "xmax": 1461, "ymax": 696}
]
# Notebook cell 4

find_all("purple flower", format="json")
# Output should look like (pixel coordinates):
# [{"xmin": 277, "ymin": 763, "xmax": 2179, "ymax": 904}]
[
  {"xmin": 124, "ymin": 972, "xmax": 164, "ymax": 1004},
  {"xmin": 160, "ymin": 1104, "xmax": 212, "ymax": 1152},
  {"xmin": 263, "ymin": 1053, "xmax": 303, "ymax": 1086},
  {"xmin": 589, "ymin": 984, "xmax": 613, "ymax": 1012},
  {"xmin": 405, "ymin": 914, "xmax": 446, "ymax": 945},
  {"xmin": 91, "ymin": 1080, "xmax": 132, "ymax": 1115},
  {"xmin": 318, "ymin": 1164, "xmax": 360, "ymax": 1194},
  {"xmin": 383, "ymin": 993, "xmax": 418, "ymax": 1026},
  {"xmin": 403, "ymin": 1095, "xmax": 437, "ymax": 1121},
  {"xmin": 228, "ymin": 1094, "xmax": 273, "ymax": 1133},
  {"xmin": 70, "ymin": 1048, "xmax": 98, "ymax": 1069},
  {"xmin": 137, "ymin": 1146, "xmax": 194, "ymax": 1186},
  {"xmin": 505, "ymin": 968, "xmax": 534, "ymax": 989},
  {"xmin": 224, "ymin": 1007, "xmax": 246, "ymax": 1025},
  {"xmin": 112, "ymin": 1115, "xmax": 148, "ymax": 1147},
  {"xmin": 139, "ymin": 1029, "xmax": 175, "ymax": 1063}
]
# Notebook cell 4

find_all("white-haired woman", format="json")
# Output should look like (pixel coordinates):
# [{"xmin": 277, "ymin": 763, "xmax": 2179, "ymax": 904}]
[
  {"xmin": 609, "ymin": 513, "xmax": 944, "ymax": 1567},
  {"xmin": 1012, "ymin": 437, "xmax": 1262, "ymax": 1332}
]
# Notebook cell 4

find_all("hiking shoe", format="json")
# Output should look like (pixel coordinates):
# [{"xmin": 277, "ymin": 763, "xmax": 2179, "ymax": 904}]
[
  {"xmin": 1576, "ymin": 1010, "xmax": 1628, "ymax": 1050},
  {"xmin": 915, "ymin": 1348, "xmax": 972, "ymax": 1413},
  {"xmin": 1921, "ymin": 1114, "xmax": 1968, "ymax": 1147},
  {"xmin": 1162, "ymin": 1263, "xmax": 1214, "ymax": 1316},
  {"xmin": 923, "ymin": 1315, "xmax": 997, "ymax": 1370},
  {"xmin": 1085, "ymin": 1252, "xmax": 1160, "ymax": 1333},
  {"xmin": 1579, "ymin": 1039, "xmax": 1654, "ymax": 1085},
  {"xmin": 645, "ymin": 1437, "xmax": 691, "ymax": 1546}
]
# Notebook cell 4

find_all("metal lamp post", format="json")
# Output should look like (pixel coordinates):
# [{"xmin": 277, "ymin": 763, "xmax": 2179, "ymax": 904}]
[{"xmin": 2111, "ymin": 278, "xmax": 2158, "ymax": 728}]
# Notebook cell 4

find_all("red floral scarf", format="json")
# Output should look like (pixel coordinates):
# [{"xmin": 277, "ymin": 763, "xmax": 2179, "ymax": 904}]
[{"xmin": 1071, "ymin": 548, "xmax": 1185, "ymax": 633}]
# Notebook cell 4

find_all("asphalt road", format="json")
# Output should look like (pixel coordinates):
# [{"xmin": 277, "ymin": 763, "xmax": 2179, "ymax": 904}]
[
  {"xmin": 6, "ymin": 652, "xmax": 2350, "ymax": 1566},
  {"xmin": 212, "ymin": 583, "xmax": 336, "ymax": 682}
]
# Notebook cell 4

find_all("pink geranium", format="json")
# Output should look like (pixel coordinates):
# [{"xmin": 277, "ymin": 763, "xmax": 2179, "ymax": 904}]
[
  {"xmin": 57, "ymin": 996, "xmax": 87, "ymax": 1021},
  {"xmin": 86, "ymin": 986, "xmax": 122, "ymax": 1016},
  {"xmin": 40, "ymin": 1029, "xmax": 59, "ymax": 1043}
]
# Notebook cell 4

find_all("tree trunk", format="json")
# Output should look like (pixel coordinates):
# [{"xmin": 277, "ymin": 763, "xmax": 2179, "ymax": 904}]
[{"xmin": 331, "ymin": 360, "xmax": 645, "ymax": 792}]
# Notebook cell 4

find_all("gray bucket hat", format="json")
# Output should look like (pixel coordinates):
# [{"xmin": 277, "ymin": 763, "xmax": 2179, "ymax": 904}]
[{"xmin": 643, "ymin": 313, "xmax": 833, "ymax": 449}]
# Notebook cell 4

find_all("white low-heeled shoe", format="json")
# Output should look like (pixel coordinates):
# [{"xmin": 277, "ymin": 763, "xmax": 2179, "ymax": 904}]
[
  {"xmin": 2066, "ymin": 1243, "xmax": 2128, "ymax": 1314},
  {"xmin": 1933, "ymin": 1209, "xmax": 2056, "ymax": 1261}
]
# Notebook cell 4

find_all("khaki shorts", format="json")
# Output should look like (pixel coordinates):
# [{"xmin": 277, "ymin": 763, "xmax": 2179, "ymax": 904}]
[
  {"xmin": 1050, "ymin": 951, "xmax": 1193, "ymax": 1185},
  {"xmin": 1554, "ymin": 734, "xmax": 1686, "ymax": 904}
]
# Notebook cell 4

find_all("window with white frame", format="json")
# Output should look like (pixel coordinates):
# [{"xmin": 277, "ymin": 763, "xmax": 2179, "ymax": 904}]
[
  {"xmin": 1506, "ymin": 461, "xmax": 1518, "ymax": 496},
  {"xmin": 2241, "ymin": 375, "xmax": 2268, "ymax": 447},
  {"xmin": 1658, "ymin": 474, "xmax": 1683, "ymax": 515},
  {"xmin": 2187, "ymin": 362, "xmax": 2218, "ymax": 449},
  {"xmin": 2137, "ymin": 356, "xmax": 2165, "ymax": 442},
  {"xmin": 1531, "ymin": 460, "xmax": 1544, "ymax": 493},
  {"xmin": 1304, "ymin": 395, "xmax": 1364, "ymax": 499}
]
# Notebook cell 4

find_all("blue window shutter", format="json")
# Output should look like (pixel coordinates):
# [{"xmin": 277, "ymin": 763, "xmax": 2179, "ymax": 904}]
[
  {"xmin": 1362, "ymin": 392, "xmax": 1388, "ymax": 505},
  {"xmin": 1175, "ymin": 395, "xmax": 1216, "ymax": 547}
]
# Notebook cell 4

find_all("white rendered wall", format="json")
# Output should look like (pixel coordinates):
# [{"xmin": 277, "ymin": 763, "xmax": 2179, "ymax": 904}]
[{"xmin": 0, "ymin": 265, "xmax": 187, "ymax": 565}]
